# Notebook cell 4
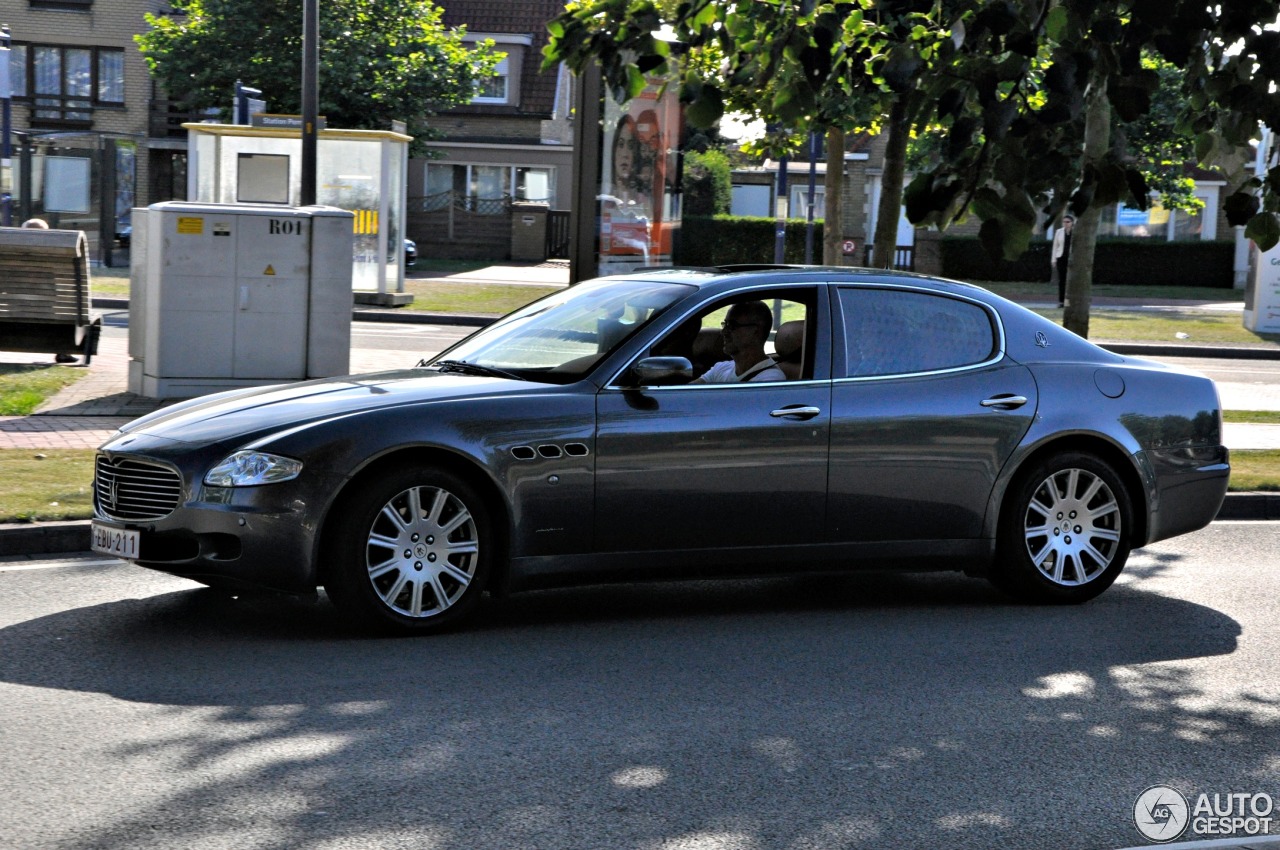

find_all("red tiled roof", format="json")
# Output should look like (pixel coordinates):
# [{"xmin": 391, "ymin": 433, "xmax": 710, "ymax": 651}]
[{"xmin": 438, "ymin": 0, "xmax": 567, "ymax": 117}]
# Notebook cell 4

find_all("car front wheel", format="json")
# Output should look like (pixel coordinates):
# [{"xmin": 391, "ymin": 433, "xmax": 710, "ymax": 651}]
[
  {"xmin": 323, "ymin": 467, "xmax": 491, "ymax": 634},
  {"xmin": 993, "ymin": 452, "xmax": 1132, "ymax": 604}
]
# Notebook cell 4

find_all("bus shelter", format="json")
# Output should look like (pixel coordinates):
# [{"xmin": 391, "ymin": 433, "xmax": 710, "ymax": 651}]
[{"xmin": 185, "ymin": 123, "xmax": 410, "ymax": 302}]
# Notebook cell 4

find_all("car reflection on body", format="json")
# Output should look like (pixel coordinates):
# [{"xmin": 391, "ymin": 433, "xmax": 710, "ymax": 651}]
[{"xmin": 91, "ymin": 266, "xmax": 1230, "ymax": 634}]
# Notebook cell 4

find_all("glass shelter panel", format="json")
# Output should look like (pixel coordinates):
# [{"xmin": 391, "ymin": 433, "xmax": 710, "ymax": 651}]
[{"xmin": 187, "ymin": 125, "xmax": 409, "ymax": 294}]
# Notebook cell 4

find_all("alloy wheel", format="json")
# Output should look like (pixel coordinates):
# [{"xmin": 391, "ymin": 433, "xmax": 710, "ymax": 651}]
[
  {"xmin": 364, "ymin": 485, "xmax": 480, "ymax": 618},
  {"xmin": 1022, "ymin": 467, "xmax": 1123, "ymax": 587}
]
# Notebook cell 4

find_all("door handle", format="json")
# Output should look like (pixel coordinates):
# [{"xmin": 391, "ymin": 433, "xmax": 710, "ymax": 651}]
[
  {"xmin": 980, "ymin": 394, "xmax": 1028, "ymax": 410},
  {"xmin": 771, "ymin": 405, "xmax": 822, "ymax": 420}
]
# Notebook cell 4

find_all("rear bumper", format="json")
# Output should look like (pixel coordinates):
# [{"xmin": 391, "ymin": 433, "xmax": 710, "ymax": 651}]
[{"xmin": 1144, "ymin": 445, "xmax": 1230, "ymax": 544}]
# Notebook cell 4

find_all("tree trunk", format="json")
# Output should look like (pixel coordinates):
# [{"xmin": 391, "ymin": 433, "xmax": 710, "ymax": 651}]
[
  {"xmin": 823, "ymin": 126, "xmax": 845, "ymax": 265},
  {"xmin": 872, "ymin": 96, "xmax": 910, "ymax": 269},
  {"xmin": 1063, "ymin": 77, "xmax": 1110, "ymax": 338}
]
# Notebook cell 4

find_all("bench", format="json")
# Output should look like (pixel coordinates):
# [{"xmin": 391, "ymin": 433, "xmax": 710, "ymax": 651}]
[{"xmin": 0, "ymin": 227, "xmax": 102, "ymax": 364}]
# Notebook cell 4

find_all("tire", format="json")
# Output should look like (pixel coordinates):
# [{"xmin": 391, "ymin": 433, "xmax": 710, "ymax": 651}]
[
  {"xmin": 323, "ymin": 467, "xmax": 491, "ymax": 634},
  {"xmin": 993, "ymin": 451, "xmax": 1133, "ymax": 604}
]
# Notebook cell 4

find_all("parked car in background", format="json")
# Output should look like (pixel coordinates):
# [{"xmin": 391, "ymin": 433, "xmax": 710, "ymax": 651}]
[
  {"xmin": 90, "ymin": 266, "xmax": 1230, "ymax": 634},
  {"xmin": 404, "ymin": 238, "xmax": 417, "ymax": 269}
]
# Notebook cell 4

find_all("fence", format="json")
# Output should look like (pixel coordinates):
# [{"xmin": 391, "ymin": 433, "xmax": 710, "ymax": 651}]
[{"xmin": 862, "ymin": 244, "xmax": 916, "ymax": 271}]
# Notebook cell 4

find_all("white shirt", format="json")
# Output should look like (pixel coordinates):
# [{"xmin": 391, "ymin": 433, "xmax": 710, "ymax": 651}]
[{"xmin": 696, "ymin": 358, "xmax": 787, "ymax": 384}]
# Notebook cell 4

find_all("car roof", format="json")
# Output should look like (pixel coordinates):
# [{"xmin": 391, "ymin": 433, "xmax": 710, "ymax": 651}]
[{"xmin": 608, "ymin": 264, "xmax": 991, "ymax": 297}]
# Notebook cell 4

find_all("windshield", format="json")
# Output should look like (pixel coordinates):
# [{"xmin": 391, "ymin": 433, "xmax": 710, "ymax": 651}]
[{"xmin": 428, "ymin": 278, "xmax": 695, "ymax": 384}]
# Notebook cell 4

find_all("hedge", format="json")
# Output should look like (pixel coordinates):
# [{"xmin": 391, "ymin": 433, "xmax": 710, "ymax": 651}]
[
  {"xmin": 940, "ymin": 237, "xmax": 1236, "ymax": 288},
  {"xmin": 671, "ymin": 218, "xmax": 1236, "ymax": 288},
  {"xmin": 674, "ymin": 215, "xmax": 825, "ymax": 266}
]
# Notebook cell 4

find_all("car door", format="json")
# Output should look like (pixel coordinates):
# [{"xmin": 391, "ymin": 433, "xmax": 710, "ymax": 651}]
[
  {"xmin": 593, "ymin": 287, "xmax": 832, "ymax": 553},
  {"xmin": 826, "ymin": 284, "xmax": 1037, "ymax": 543}
]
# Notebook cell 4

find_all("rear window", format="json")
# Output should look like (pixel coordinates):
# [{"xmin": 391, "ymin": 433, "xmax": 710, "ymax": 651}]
[{"xmin": 838, "ymin": 288, "xmax": 997, "ymax": 378}]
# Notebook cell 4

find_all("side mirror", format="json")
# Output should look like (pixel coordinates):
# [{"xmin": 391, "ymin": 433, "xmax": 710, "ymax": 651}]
[{"xmin": 628, "ymin": 356, "xmax": 693, "ymax": 387}]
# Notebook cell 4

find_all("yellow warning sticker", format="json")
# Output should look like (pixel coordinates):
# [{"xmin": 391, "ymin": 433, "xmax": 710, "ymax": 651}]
[
  {"xmin": 176, "ymin": 217, "xmax": 204, "ymax": 235},
  {"xmin": 264, "ymin": 265, "xmax": 276, "ymax": 276}
]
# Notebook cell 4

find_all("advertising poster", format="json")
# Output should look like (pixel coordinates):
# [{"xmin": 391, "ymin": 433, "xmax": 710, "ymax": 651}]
[
  {"xmin": 1245, "ymin": 240, "xmax": 1280, "ymax": 333},
  {"xmin": 597, "ymin": 78, "xmax": 682, "ymax": 276}
]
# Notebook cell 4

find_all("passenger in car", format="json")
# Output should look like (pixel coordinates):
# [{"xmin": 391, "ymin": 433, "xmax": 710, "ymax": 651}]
[
  {"xmin": 773, "ymin": 320, "xmax": 805, "ymax": 380},
  {"xmin": 695, "ymin": 301, "xmax": 787, "ymax": 383}
]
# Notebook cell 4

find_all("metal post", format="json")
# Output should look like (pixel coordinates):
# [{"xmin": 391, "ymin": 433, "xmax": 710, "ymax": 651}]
[
  {"xmin": 804, "ymin": 130, "xmax": 818, "ymax": 264},
  {"xmin": 18, "ymin": 131, "xmax": 31, "ymax": 222},
  {"xmin": 1, "ymin": 26, "xmax": 13, "ymax": 226},
  {"xmin": 774, "ymin": 153, "xmax": 788, "ymax": 264},
  {"xmin": 569, "ymin": 62, "xmax": 604, "ymax": 284},
  {"xmin": 300, "ymin": 0, "xmax": 318, "ymax": 206}
]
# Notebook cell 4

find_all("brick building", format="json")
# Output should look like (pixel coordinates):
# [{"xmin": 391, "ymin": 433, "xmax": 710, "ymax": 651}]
[
  {"xmin": 409, "ymin": 0, "xmax": 575, "ymax": 260},
  {"xmin": 2, "ymin": 0, "xmax": 192, "ymax": 264}
]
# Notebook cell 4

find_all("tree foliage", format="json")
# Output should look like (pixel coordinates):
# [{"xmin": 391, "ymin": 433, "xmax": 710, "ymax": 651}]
[
  {"xmin": 547, "ymin": 0, "xmax": 1280, "ymax": 334},
  {"xmin": 137, "ymin": 0, "xmax": 500, "ymax": 149},
  {"xmin": 682, "ymin": 149, "xmax": 732, "ymax": 216}
]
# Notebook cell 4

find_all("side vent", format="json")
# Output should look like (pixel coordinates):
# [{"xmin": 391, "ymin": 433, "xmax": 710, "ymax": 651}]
[
  {"xmin": 510, "ymin": 446, "xmax": 537, "ymax": 461},
  {"xmin": 564, "ymin": 443, "xmax": 590, "ymax": 457},
  {"xmin": 537, "ymin": 445, "xmax": 563, "ymax": 459}
]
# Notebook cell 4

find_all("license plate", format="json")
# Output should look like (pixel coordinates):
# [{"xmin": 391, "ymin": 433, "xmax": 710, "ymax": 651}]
[{"xmin": 91, "ymin": 523, "xmax": 139, "ymax": 559}]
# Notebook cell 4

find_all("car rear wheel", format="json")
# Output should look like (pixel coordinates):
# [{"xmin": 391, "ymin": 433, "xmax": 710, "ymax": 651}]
[
  {"xmin": 993, "ymin": 452, "xmax": 1132, "ymax": 604},
  {"xmin": 323, "ymin": 467, "xmax": 490, "ymax": 634}
]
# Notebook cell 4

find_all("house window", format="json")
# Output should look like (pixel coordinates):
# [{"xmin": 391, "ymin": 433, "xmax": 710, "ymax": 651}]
[
  {"xmin": 472, "ymin": 55, "xmax": 509, "ymax": 103},
  {"xmin": 463, "ymin": 34, "xmax": 530, "ymax": 107},
  {"xmin": 28, "ymin": 0, "xmax": 93, "ymax": 9},
  {"xmin": 97, "ymin": 50, "xmax": 124, "ymax": 103},
  {"xmin": 11, "ymin": 43, "xmax": 124, "ymax": 124},
  {"xmin": 1107, "ymin": 191, "xmax": 1217, "ymax": 241},
  {"xmin": 424, "ymin": 164, "xmax": 556, "ymax": 211},
  {"xmin": 9, "ymin": 45, "xmax": 27, "ymax": 97}
]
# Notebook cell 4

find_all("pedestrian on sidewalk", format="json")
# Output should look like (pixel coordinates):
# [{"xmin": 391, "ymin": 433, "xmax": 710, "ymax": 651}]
[{"xmin": 1052, "ymin": 214, "xmax": 1074, "ymax": 308}]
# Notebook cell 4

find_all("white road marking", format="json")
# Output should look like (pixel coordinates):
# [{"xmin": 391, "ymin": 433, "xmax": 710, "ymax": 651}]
[{"xmin": 0, "ymin": 557, "xmax": 123, "ymax": 573}]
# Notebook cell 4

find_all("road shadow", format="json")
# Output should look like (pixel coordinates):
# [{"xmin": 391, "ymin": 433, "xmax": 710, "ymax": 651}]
[{"xmin": 0, "ymin": 565, "xmax": 1267, "ymax": 850}]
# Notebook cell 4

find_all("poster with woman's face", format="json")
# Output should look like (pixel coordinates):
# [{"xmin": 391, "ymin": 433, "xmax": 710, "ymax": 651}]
[{"xmin": 598, "ymin": 78, "xmax": 681, "ymax": 275}]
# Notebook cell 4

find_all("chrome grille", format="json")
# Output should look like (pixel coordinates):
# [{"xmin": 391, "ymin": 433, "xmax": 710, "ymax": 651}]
[{"xmin": 95, "ymin": 455, "xmax": 183, "ymax": 521}]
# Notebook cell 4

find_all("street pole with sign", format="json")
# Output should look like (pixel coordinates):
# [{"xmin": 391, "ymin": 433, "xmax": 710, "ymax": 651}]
[{"xmin": 1, "ymin": 25, "xmax": 13, "ymax": 226}]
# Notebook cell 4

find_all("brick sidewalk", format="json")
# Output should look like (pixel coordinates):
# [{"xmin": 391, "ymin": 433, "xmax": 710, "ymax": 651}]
[{"xmin": 1, "ymin": 334, "xmax": 427, "ymax": 450}]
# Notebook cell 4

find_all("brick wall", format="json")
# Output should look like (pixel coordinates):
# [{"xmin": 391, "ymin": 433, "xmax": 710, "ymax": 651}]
[{"xmin": 432, "ymin": 114, "xmax": 546, "ymax": 143}]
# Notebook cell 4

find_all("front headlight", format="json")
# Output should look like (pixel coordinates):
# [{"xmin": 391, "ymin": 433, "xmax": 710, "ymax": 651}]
[{"xmin": 204, "ymin": 451, "xmax": 303, "ymax": 487}]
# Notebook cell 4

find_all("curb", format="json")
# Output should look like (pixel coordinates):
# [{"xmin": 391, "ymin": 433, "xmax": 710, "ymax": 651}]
[
  {"xmin": 1102, "ymin": 343, "xmax": 1280, "ymax": 360},
  {"xmin": 4, "ymin": 494, "xmax": 1277, "ymax": 558},
  {"xmin": 95, "ymin": 297, "xmax": 496, "ymax": 329}
]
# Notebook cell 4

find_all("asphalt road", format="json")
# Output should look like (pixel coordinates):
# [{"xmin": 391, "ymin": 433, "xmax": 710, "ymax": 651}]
[{"xmin": 2, "ymin": 521, "xmax": 1279, "ymax": 850}]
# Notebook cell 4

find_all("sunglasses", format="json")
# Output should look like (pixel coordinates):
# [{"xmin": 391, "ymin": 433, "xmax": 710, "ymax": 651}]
[{"xmin": 721, "ymin": 320, "xmax": 762, "ymax": 330}]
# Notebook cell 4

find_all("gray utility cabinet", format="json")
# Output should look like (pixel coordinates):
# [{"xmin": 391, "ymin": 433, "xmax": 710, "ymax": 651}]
[{"xmin": 129, "ymin": 202, "xmax": 355, "ymax": 399}]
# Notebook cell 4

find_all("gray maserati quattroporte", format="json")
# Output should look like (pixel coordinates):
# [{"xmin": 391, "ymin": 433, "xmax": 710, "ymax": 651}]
[{"xmin": 92, "ymin": 267, "xmax": 1230, "ymax": 633}]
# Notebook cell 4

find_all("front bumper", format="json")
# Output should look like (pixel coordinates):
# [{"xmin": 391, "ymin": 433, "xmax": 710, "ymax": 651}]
[{"xmin": 95, "ymin": 450, "xmax": 342, "ymax": 594}]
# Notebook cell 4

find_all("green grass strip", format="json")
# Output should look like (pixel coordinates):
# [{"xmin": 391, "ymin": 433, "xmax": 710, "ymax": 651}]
[
  {"xmin": 0, "ymin": 365, "xmax": 87, "ymax": 416},
  {"xmin": 0, "ymin": 449, "xmax": 97, "ymax": 522}
]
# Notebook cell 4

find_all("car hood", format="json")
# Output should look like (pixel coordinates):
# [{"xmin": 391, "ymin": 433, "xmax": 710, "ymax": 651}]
[{"xmin": 113, "ymin": 370, "xmax": 542, "ymax": 446}]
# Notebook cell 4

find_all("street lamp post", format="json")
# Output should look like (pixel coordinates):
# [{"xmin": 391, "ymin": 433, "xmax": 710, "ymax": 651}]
[{"xmin": 300, "ymin": 0, "xmax": 318, "ymax": 206}]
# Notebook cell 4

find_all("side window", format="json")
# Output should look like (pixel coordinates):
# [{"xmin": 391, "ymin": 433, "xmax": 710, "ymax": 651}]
[
  {"xmin": 838, "ymin": 288, "xmax": 996, "ymax": 378},
  {"xmin": 649, "ymin": 291, "xmax": 813, "ymax": 382}
]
